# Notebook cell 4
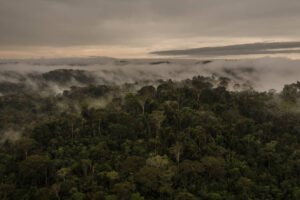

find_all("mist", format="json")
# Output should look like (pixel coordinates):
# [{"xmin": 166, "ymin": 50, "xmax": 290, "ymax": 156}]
[
  {"xmin": 0, "ymin": 57, "xmax": 300, "ymax": 93},
  {"xmin": 0, "ymin": 129, "xmax": 22, "ymax": 144}
]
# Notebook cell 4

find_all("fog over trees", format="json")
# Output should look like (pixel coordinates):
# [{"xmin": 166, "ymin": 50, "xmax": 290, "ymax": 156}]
[{"xmin": 1, "ymin": 58, "xmax": 300, "ymax": 199}]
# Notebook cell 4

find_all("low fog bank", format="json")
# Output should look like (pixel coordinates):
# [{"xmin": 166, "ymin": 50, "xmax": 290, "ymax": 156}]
[
  {"xmin": 1, "ymin": 56, "xmax": 300, "ymax": 144},
  {"xmin": 0, "ymin": 57, "xmax": 300, "ymax": 93}
]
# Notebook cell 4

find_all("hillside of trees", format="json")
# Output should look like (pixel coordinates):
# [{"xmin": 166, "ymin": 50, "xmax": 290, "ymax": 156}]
[{"xmin": 1, "ymin": 75, "xmax": 300, "ymax": 200}]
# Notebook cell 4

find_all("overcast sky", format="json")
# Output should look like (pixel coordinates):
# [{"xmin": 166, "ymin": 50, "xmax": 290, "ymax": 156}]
[{"xmin": 1, "ymin": 0, "xmax": 300, "ymax": 58}]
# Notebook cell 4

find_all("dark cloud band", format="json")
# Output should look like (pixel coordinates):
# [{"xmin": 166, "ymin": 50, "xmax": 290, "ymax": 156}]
[{"xmin": 151, "ymin": 42, "xmax": 300, "ymax": 57}]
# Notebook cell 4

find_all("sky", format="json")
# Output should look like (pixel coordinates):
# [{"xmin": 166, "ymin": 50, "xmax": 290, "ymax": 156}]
[{"xmin": 1, "ymin": 0, "xmax": 300, "ymax": 59}]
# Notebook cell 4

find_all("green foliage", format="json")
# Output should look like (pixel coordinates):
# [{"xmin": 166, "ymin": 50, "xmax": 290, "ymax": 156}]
[{"xmin": 1, "ymin": 77, "xmax": 300, "ymax": 199}]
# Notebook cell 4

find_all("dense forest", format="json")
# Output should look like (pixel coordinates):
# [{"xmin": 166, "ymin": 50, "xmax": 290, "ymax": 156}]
[{"xmin": 1, "ymin": 70, "xmax": 300, "ymax": 200}]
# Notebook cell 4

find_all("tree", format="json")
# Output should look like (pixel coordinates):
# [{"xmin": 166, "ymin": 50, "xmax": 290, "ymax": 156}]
[
  {"xmin": 146, "ymin": 155, "xmax": 169, "ymax": 169},
  {"xmin": 34, "ymin": 187, "xmax": 57, "ymax": 200},
  {"xmin": 15, "ymin": 137, "xmax": 36, "ymax": 159},
  {"xmin": 0, "ymin": 184, "xmax": 15, "ymax": 200},
  {"xmin": 71, "ymin": 192, "xmax": 85, "ymax": 200},
  {"xmin": 281, "ymin": 82, "xmax": 300, "ymax": 102},
  {"xmin": 112, "ymin": 181, "xmax": 134, "ymax": 200},
  {"xmin": 57, "ymin": 167, "xmax": 71, "ymax": 182},
  {"xmin": 169, "ymin": 142, "xmax": 183, "ymax": 167},
  {"xmin": 175, "ymin": 192, "xmax": 197, "ymax": 200},
  {"xmin": 149, "ymin": 111, "xmax": 165, "ymax": 153},
  {"xmin": 130, "ymin": 193, "xmax": 144, "ymax": 200},
  {"xmin": 19, "ymin": 155, "xmax": 52, "ymax": 186},
  {"xmin": 293, "ymin": 187, "xmax": 300, "ymax": 200},
  {"xmin": 52, "ymin": 183, "xmax": 61, "ymax": 200},
  {"xmin": 135, "ymin": 166, "xmax": 163, "ymax": 195},
  {"xmin": 137, "ymin": 86, "xmax": 156, "ymax": 115},
  {"xmin": 201, "ymin": 156, "xmax": 225, "ymax": 180}
]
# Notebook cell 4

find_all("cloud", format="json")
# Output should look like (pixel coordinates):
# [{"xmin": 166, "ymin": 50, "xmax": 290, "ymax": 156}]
[
  {"xmin": 152, "ymin": 42, "xmax": 300, "ymax": 57},
  {"xmin": 0, "ymin": 0, "xmax": 300, "ymax": 52},
  {"xmin": 1, "ymin": 57, "xmax": 300, "ymax": 92}
]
